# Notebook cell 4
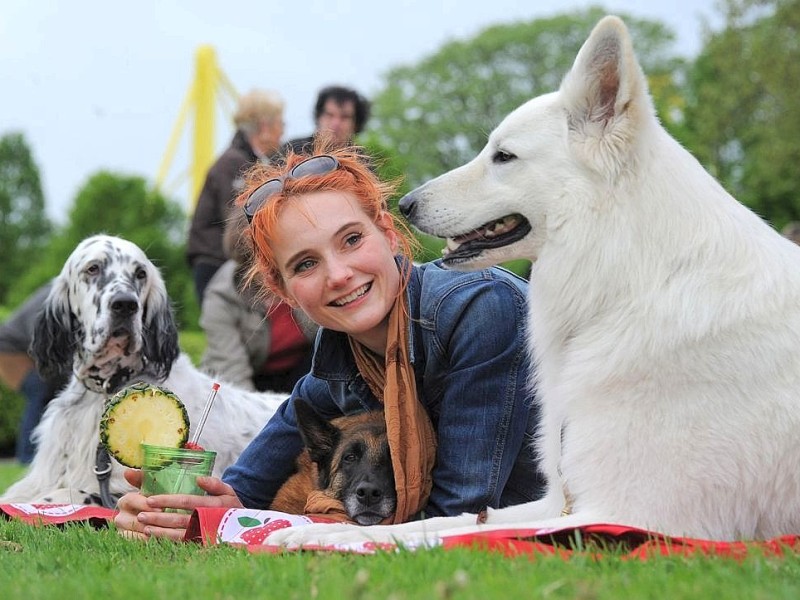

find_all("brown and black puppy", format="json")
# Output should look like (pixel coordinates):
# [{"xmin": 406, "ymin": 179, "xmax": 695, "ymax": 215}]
[{"xmin": 270, "ymin": 398, "xmax": 396, "ymax": 525}]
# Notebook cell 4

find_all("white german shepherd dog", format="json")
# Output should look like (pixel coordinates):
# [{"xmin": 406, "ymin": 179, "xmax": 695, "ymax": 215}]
[{"xmin": 269, "ymin": 15, "xmax": 800, "ymax": 547}]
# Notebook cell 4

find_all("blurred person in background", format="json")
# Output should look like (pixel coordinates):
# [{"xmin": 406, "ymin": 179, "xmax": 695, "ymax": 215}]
[
  {"xmin": 284, "ymin": 85, "xmax": 370, "ymax": 155},
  {"xmin": 199, "ymin": 210, "xmax": 317, "ymax": 393},
  {"xmin": 0, "ymin": 281, "xmax": 69, "ymax": 463},
  {"xmin": 187, "ymin": 89, "xmax": 285, "ymax": 305}
]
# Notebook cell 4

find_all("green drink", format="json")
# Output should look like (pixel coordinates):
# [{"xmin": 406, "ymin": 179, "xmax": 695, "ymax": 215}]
[{"xmin": 140, "ymin": 444, "xmax": 216, "ymax": 511}]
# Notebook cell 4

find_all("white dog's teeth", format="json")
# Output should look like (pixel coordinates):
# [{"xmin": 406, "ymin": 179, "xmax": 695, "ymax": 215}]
[
  {"xmin": 486, "ymin": 221, "xmax": 504, "ymax": 237},
  {"xmin": 446, "ymin": 238, "xmax": 461, "ymax": 252}
]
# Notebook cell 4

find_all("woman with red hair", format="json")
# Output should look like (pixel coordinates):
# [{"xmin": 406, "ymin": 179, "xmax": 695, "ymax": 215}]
[{"xmin": 115, "ymin": 141, "xmax": 543, "ymax": 541}]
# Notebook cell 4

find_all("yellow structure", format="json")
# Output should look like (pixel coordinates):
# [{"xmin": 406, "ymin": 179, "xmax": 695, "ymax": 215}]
[{"xmin": 156, "ymin": 45, "xmax": 238, "ymax": 210}]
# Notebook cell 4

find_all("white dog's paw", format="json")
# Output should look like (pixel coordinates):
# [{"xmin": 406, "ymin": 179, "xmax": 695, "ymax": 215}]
[
  {"xmin": 266, "ymin": 522, "xmax": 379, "ymax": 548},
  {"xmin": 266, "ymin": 513, "xmax": 485, "ymax": 549}
]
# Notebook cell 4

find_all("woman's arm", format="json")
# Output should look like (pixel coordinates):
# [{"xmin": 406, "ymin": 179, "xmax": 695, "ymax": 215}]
[
  {"xmin": 422, "ymin": 275, "xmax": 539, "ymax": 517},
  {"xmin": 219, "ymin": 372, "xmax": 344, "ymax": 507}
]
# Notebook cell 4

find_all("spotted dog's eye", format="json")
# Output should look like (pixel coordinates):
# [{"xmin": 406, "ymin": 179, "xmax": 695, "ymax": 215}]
[
  {"xmin": 135, "ymin": 267, "xmax": 147, "ymax": 280},
  {"xmin": 86, "ymin": 263, "xmax": 100, "ymax": 276},
  {"xmin": 492, "ymin": 150, "xmax": 517, "ymax": 164}
]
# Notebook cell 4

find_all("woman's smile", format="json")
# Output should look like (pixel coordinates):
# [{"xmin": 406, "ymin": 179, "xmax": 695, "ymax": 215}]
[{"xmin": 330, "ymin": 282, "xmax": 372, "ymax": 307}]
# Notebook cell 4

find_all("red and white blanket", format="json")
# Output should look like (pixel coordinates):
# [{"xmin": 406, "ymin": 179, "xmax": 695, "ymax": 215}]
[{"xmin": 2, "ymin": 503, "xmax": 797, "ymax": 559}]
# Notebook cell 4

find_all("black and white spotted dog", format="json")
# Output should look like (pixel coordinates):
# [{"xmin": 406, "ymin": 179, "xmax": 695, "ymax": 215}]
[{"xmin": 0, "ymin": 235, "xmax": 287, "ymax": 506}]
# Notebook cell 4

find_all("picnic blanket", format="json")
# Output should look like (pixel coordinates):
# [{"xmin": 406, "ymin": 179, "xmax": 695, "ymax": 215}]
[
  {"xmin": 3, "ymin": 503, "xmax": 798, "ymax": 559},
  {"xmin": 1, "ymin": 503, "xmax": 115, "ymax": 528}
]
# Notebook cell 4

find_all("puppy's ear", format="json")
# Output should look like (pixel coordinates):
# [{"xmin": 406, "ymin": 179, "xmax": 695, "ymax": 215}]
[
  {"xmin": 293, "ymin": 398, "xmax": 339, "ymax": 467},
  {"xmin": 141, "ymin": 267, "xmax": 179, "ymax": 379},
  {"xmin": 30, "ymin": 277, "xmax": 75, "ymax": 380}
]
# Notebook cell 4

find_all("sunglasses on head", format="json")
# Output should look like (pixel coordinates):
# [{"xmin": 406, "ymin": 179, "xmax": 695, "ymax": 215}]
[{"xmin": 243, "ymin": 154, "xmax": 341, "ymax": 224}]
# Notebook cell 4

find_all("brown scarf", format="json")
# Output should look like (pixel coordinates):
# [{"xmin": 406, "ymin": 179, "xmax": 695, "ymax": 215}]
[{"xmin": 303, "ymin": 292, "xmax": 437, "ymax": 523}]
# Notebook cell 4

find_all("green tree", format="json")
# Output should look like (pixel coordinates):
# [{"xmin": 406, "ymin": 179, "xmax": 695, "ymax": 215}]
[
  {"xmin": 16, "ymin": 171, "xmax": 199, "ymax": 329},
  {"xmin": 0, "ymin": 132, "xmax": 52, "ymax": 304},
  {"xmin": 359, "ymin": 132, "xmax": 453, "ymax": 262},
  {"xmin": 683, "ymin": 0, "xmax": 800, "ymax": 227},
  {"xmin": 368, "ymin": 8, "xmax": 687, "ymax": 191}
]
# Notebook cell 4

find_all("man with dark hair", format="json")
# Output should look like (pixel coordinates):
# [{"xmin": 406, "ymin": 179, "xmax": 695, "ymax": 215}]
[{"xmin": 285, "ymin": 85, "xmax": 370, "ymax": 154}]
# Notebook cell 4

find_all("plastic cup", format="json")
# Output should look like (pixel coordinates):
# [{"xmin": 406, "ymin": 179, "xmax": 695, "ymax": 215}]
[{"xmin": 140, "ymin": 444, "xmax": 216, "ymax": 511}]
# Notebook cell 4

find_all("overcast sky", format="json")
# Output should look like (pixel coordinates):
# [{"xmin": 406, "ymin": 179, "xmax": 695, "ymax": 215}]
[{"xmin": 2, "ymin": 0, "xmax": 720, "ymax": 223}]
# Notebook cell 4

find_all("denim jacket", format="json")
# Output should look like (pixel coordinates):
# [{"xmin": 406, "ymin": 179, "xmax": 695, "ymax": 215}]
[{"xmin": 222, "ymin": 259, "xmax": 546, "ymax": 517}]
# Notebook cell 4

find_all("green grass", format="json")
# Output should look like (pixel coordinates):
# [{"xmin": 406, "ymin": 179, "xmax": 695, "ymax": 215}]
[
  {"xmin": 1, "ymin": 462, "xmax": 799, "ymax": 600},
  {"xmin": 2, "ymin": 332, "xmax": 799, "ymax": 597},
  {"xmin": 0, "ymin": 461, "xmax": 26, "ymax": 491},
  {"xmin": 178, "ymin": 329, "xmax": 206, "ymax": 365},
  {"xmin": 0, "ymin": 517, "xmax": 798, "ymax": 600}
]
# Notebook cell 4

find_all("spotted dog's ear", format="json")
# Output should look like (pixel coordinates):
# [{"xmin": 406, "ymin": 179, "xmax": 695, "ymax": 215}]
[
  {"xmin": 30, "ymin": 276, "xmax": 76, "ymax": 380},
  {"xmin": 140, "ymin": 264, "xmax": 179, "ymax": 380}
]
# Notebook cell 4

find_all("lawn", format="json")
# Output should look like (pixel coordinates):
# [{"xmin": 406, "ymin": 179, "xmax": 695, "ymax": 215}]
[
  {"xmin": 1, "ymin": 461, "xmax": 799, "ymax": 600},
  {"xmin": 2, "ymin": 332, "xmax": 798, "ymax": 598}
]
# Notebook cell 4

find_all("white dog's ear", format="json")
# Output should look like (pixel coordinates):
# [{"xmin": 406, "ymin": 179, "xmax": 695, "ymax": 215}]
[{"xmin": 559, "ymin": 16, "xmax": 653, "ymax": 165}]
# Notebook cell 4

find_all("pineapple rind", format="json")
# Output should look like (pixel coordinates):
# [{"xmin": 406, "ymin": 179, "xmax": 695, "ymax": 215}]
[{"xmin": 99, "ymin": 381, "xmax": 190, "ymax": 468}]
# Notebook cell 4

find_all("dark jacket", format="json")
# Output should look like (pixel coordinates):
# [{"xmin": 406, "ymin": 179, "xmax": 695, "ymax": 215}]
[
  {"xmin": 0, "ymin": 280, "xmax": 70, "ymax": 392},
  {"xmin": 186, "ymin": 130, "xmax": 259, "ymax": 268},
  {"xmin": 0, "ymin": 282, "xmax": 53, "ymax": 354},
  {"xmin": 281, "ymin": 135, "xmax": 315, "ymax": 158}
]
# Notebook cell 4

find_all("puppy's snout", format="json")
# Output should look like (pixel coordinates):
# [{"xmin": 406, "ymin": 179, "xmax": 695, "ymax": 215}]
[
  {"xmin": 355, "ymin": 481, "xmax": 385, "ymax": 507},
  {"xmin": 110, "ymin": 293, "xmax": 139, "ymax": 317},
  {"xmin": 398, "ymin": 192, "xmax": 417, "ymax": 220}
]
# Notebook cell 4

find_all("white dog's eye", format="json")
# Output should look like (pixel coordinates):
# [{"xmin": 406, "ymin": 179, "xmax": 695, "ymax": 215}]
[
  {"xmin": 492, "ymin": 150, "xmax": 517, "ymax": 164},
  {"xmin": 86, "ymin": 264, "xmax": 100, "ymax": 276},
  {"xmin": 135, "ymin": 267, "xmax": 147, "ymax": 280}
]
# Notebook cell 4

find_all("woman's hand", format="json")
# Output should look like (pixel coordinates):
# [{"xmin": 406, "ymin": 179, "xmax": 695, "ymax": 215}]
[{"xmin": 114, "ymin": 468, "xmax": 243, "ymax": 542}]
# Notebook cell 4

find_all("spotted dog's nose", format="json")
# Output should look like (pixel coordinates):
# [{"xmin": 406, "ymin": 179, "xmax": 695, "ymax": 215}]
[{"xmin": 110, "ymin": 292, "xmax": 139, "ymax": 317}]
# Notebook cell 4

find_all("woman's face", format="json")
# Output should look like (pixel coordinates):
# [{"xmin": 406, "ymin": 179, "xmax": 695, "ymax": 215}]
[{"xmin": 270, "ymin": 190, "xmax": 400, "ymax": 353}]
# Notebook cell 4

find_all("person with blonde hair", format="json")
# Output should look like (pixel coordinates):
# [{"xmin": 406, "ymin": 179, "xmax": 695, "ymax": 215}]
[
  {"xmin": 187, "ymin": 88, "xmax": 285, "ymax": 305},
  {"xmin": 115, "ymin": 141, "xmax": 543, "ymax": 541}
]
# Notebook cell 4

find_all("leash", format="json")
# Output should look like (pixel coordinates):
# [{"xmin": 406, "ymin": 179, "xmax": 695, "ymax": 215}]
[
  {"xmin": 94, "ymin": 443, "xmax": 118, "ymax": 509},
  {"xmin": 94, "ymin": 384, "xmax": 118, "ymax": 509}
]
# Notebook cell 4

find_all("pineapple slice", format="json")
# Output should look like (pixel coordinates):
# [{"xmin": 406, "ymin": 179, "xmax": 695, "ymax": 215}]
[{"xmin": 100, "ymin": 381, "xmax": 190, "ymax": 468}]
